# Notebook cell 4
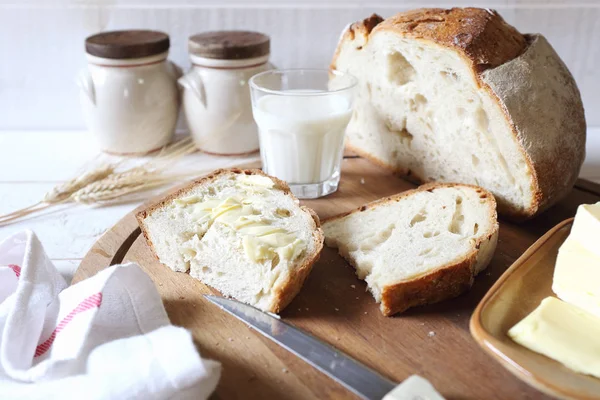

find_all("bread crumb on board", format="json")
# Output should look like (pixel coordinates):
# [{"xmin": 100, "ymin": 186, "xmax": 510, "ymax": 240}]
[
  {"xmin": 360, "ymin": 178, "xmax": 365, "ymax": 184},
  {"xmin": 350, "ymin": 284, "xmax": 356, "ymax": 289},
  {"xmin": 335, "ymin": 308, "xmax": 339, "ymax": 312},
  {"xmin": 282, "ymin": 368, "xmax": 289, "ymax": 373},
  {"xmin": 428, "ymin": 331, "xmax": 436, "ymax": 337}
]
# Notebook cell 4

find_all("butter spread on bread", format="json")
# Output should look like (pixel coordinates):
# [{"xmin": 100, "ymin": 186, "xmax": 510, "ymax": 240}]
[{"xmin": 137, "ymin": 169, "xmax": 324, "ymax": 313}]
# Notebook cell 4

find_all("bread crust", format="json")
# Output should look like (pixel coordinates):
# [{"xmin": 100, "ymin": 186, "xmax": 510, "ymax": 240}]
[
  {"xmin": 331, "ymin": 13, "xmax": 384, "ymax": 70},
  {"xmin": 379, "ymin": 8, "xmax": 526, "ymax": 72},
  {"xmin": 270, "ymin": 207, "xmax": 324, "ymax": 313},
  {"xmin": 331, "ymin": 8, "xmax": 586, "ymax": 220},
  {"xmin": 323, "ymin": 182, "xmax": 499, "ymax": 316},
  {"xmin": 480, "ymin": 34, "xmax": 586, "ymax": 219},
  {"xmin": 136, "ymin": 168, "xmax": 324, "ymax": 313},
  {"xmin": 332, "ymin": 8, "xmax": 525, "ymax": 73}
]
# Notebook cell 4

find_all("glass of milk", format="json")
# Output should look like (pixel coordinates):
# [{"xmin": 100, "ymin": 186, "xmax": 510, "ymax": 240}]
[{"xmin": 249, "ymin": 69, "xmax": 357, "ymax": 199}]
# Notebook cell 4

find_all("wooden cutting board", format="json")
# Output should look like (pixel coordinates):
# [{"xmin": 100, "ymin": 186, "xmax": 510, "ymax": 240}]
[{"xmin": 72, "ymin": 156, "xmax": 600, "ymax": 400}]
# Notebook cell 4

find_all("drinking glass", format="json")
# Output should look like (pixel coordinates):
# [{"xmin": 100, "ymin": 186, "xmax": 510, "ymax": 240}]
[{"xmin": 249, "ymin": 69, "xmax": 357, "ymax": 199}]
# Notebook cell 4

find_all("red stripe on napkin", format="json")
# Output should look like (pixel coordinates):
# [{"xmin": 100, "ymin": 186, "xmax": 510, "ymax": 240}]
[
  {"xmin": 8, "ymin": 264, "xmax": 20, "ymax": 278},
  {"xmin": 34, "ymin": 292, "xmax": 103, "ymax": 358}
]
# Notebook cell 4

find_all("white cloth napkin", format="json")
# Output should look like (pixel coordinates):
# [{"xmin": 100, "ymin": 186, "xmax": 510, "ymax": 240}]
[{"xmin": 0, "ymin": 230, "xmax": 221, "ymax": 399}]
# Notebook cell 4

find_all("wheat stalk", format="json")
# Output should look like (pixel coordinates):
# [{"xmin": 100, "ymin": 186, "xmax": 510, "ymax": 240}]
[
  {"xmin": 0, "ymin": 164, "xmax": 115, "ymax": 223},
  {"xmin": 0, "ymin": 137, "xmax": 202, "ymax": 225},
  {"xmin": 44, "ymin": 164, "xmax": 115, "ymax": 203},
  {"xmin": 70, "ymin": 173, "xmax": 182, "ymax": 204},
  {"xmin": 0, "ymin": 136, "xmax": 253, "ymax": 226},
  {"xmin": 72, "ymin": 180, "xmax": 169, "ymax": 204}
]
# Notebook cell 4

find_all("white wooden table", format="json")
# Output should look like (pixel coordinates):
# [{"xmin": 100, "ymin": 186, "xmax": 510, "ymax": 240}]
[{"xmin": 1, "ymin": 129, "xmax": 599, "ymax": 281}]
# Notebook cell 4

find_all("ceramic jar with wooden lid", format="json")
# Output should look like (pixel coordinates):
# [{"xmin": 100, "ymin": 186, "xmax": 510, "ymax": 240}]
[
  {"xmin": 78, "ymin": 30, "xmax": 181, "ymax": 155},
  {"xmin": 179, "ymin": 31, "xmax": 272, "ymax": 155}
]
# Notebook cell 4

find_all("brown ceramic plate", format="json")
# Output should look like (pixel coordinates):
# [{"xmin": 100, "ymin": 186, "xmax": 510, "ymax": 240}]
[{"xmin": 470, "ymin": 218, "xmax": 600, "ymax": 400}]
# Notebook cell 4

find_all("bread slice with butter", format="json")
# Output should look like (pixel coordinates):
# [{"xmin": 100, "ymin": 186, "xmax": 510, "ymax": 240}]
[
  {"xmin": 136, "ymin": 169, "xmax": 324, "ymax": 313},
  {"xmin": 322, "ymin": 183, "xmax": 498, "ymax": 316}
]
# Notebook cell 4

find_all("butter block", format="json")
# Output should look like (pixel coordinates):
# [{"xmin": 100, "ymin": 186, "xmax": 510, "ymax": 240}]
[
  {"xmin": 568, "ymin": 202, "xmax": 600, "ymax": 255},
  {"xmin": 508, "ymin": 297, "xmax": 600, "ymax": 378},
  {"xmin": 553, "ymin": 238, "xmax": 600, "ymax": 318}
]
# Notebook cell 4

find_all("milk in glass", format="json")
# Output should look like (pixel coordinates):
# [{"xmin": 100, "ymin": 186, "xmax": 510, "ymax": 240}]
[{"xmin": 253, "ymin": 91, "xmax": 352, "ymax": 184}]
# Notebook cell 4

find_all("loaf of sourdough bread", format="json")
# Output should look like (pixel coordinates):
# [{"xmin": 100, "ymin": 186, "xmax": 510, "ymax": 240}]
[
  {"xmin": 323, "ymin": 183, "xmax": 498, "ymax": 316},
  {"xmin": 332, "ymin": 8, "xmax": 586, "ymax": 220},
  {"xmin": 137, "ymin": 169, "xmax": 324, "ymax": 313}
]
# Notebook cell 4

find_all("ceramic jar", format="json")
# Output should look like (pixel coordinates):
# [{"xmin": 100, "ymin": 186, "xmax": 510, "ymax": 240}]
[
  {"xmin": 78, "ymin": 30, "xmax": 181, "ymax": 155},
  {"xmin": 179, "ymin": 31, "xmax": 272, "ymax": 155}
]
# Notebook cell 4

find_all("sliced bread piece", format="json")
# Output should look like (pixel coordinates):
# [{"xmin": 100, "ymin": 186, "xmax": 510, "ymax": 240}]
[
  {"xmin": 322, "ymin": 183, "xmax": 498, "ymax": 316},
  {"xmin": 136, "ymin": 169, "xmax": 324, "ymax": 313},
  {"xmin": 331, "ymin": 8, "xmax": 586, "ymax": 220}
]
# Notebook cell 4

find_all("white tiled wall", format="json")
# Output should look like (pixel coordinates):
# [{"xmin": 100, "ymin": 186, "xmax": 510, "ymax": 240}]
[{"xmin": 0, "ymin": 0, "xmax": 598, "ymax": 129}]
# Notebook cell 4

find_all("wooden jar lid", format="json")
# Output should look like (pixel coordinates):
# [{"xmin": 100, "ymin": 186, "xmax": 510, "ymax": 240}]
[
  {"xmin": 188, "ymin": 31, "xmax": 270, "ymax": 60},
  {"xmin": 85, "ymin": 30, "xmax": 170, "ymax": 59}
]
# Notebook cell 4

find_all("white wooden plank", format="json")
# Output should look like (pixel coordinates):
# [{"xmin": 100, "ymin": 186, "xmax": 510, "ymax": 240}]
[
  {"xmin": 0, "ymin": 127, "xmax": 598, "ymax": 183},
  {"xmin": 0, "ymin": 131, "xmax": 98, "ymax": 181},
  {"xmin": 0, "ymin": 131, "xmax": 259, "ymax": 182},
  {"xmin": 0, "ymin": 7, "xmax": 98, "ymax": 130},
  {"xmin": 0, "ymin": 182, "xmax": 137, "ymax": 260}
]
